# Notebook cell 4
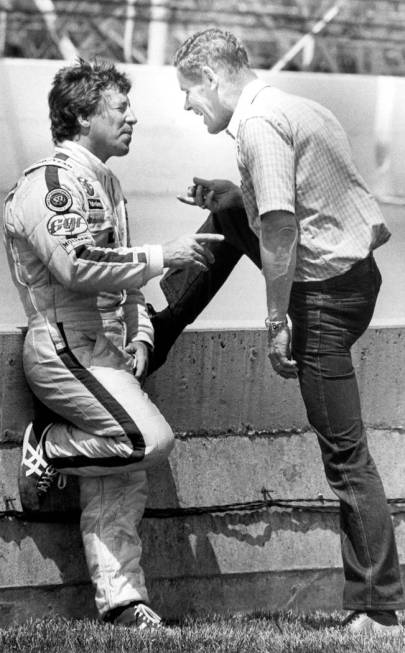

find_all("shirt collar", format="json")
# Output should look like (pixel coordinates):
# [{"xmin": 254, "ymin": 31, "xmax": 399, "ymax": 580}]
[
  {"xmin": 56, "ymin": 140, "xmax": 113, "ymax": 179},
  {"xmin": 226, "ymin": 78, "xmax": 270, "ymax": 139}
]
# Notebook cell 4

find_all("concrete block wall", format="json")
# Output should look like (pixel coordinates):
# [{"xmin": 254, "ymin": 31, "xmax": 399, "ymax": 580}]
[{"xmin": 0, "ymin": 326, "xmax": 405, "ymax": 625}]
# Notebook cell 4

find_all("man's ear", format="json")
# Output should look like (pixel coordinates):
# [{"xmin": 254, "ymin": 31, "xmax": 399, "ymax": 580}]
[
  {"xmin": 202, "ymin": 65, "xmax": 219, "ymax": 89},
  {"xmin": 77, "ymin": 115, "xmax": 91, "ymax": 132}
]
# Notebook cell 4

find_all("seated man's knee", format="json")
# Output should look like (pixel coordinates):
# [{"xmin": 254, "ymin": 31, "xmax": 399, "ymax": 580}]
[
  {"xmin": 142, "ymin": 419, "xmax": 174, "ymax": 466},
  {"xmin": 156, "ymin": 421, "xmax": 175, "ymax": 459}
]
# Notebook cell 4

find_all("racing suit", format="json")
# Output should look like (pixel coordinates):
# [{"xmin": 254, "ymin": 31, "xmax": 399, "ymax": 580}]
[{"xmin": 3, "ymin": 140, "xmax": 174, "ymax": 616}]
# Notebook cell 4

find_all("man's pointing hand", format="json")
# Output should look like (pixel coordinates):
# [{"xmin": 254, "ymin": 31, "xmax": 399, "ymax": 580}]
[{"xmin": 162, "ymin": 233, "xmax": 225, "ymax": 271}]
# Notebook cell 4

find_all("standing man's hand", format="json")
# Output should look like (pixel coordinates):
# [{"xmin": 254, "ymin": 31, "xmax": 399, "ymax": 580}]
[
  {"xmin": 125, "ymin": 341, "xmax": 150, "ymax": 385},
  {"xmin": 192, "ymin": 177, "xmax": 244, "ymax": 212},
  {"xmin": 162, "ymin": 233, "xmax": 224, "ymax": 271},
  {"xmin": 267, "ymin": 322, "xmax": 298, "ymax": 379}
]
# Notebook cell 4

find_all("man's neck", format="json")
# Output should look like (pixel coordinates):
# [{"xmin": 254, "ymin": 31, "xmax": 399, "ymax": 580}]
[
  {"xmin": 222, "ymin": 69, "xmax": 258, "ymax": 114},
  {"xmin": 72, "ymin": 135, "xmax": 109, "ymax": 163}
]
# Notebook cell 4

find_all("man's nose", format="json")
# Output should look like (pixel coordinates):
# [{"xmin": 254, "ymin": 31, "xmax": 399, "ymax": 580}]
[
  {"xmin": 184, "ymin": 97, "xmax": 191, "ymax": 111},
  {"xmin": 126, "ymin": 108, "xmax": 137, "ymax": 124}
]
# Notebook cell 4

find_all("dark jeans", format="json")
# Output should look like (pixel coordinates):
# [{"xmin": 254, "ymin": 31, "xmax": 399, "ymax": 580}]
[{"xmin": 156, "ymin": 207, "xmax": 404, "ymax": 610}]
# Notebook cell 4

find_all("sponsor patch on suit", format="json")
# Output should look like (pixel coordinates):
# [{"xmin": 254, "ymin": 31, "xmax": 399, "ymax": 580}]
[
  {"xmin": 45, "ymin": 188, "xmax": 73, "ymax": 212},
  {"xmin": 88, "ymin": 197, "xmax": 104, "ymax": 211},
  {"xmin": 60, "ymin": 234, "xmax": 93, "ymax": 253},
  {"xmin": 48, "ymin": 213, "xmax": 89, "ymax": 237},
  {"xmin": 78, "ymin": 177, "xmax": 95, "ymax": 196}
]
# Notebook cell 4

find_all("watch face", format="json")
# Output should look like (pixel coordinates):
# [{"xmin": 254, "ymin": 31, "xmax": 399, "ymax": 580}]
[{"xmin": 265, "ymin": 319, "xmax": 287, "ymax": 333}]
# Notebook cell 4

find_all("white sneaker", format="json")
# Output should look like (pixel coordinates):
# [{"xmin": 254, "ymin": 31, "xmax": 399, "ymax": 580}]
[
  {"xmin": 346, "ymin": 611, "xmax": 402, "ymax": 637},
  {"xmin": 113, "ymin": 603, "xmax": 162, "ymax": 630},
  {"xmin": 18, "ymin": 422, "xmax": 59, "ymax": 512}
]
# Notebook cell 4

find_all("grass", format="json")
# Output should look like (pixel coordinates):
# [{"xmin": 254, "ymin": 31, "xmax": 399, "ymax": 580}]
[{"xmin": 0, "ymin": 611, "xmax": 404, "ymax": 653}]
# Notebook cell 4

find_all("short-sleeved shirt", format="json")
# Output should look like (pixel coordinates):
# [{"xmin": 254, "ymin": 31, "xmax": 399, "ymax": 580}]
[{"xmin": 227, "ymin": 79, "xmax": 391, "ymax": 282}]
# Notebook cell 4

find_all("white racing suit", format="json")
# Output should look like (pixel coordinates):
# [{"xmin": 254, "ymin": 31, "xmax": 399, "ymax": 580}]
[{"xmin": 3, "ymin": 140, "xmax": 174, "ymax": 616}]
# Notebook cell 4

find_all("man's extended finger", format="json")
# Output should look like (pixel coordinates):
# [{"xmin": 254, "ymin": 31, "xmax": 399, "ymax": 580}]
[
  {"xmin": 194, "ymin": 233, "xmax": 225, "ymax": 242},
  {"xmin": 177, "ymin": 195, "xmax": 197, "ymax": 205}
]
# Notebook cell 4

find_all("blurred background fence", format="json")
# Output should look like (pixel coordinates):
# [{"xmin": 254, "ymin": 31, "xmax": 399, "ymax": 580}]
[{"xmin": 1, "ymin": 0, "xmax": 405, "ymax": 75}]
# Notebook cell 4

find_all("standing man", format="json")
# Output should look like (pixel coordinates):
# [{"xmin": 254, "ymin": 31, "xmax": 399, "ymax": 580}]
[
  {"xmin": 151, "ymin": 28, "xmax": 404, "ymax": 634},
  {"xmin": 3, "ymin": 59, "xmax": 222, "ymax": 629}
]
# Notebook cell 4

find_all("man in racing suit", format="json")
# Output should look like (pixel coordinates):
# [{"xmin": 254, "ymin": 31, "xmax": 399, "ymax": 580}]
[{"xmin": 3, "ymin": 59, "xmax": 222, "ymax": 628}]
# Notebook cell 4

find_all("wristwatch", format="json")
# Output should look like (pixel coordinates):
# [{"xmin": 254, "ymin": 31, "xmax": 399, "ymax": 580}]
[{"xmin": 265, "ymin": 318, "xmax": 287, "ymax": 337}]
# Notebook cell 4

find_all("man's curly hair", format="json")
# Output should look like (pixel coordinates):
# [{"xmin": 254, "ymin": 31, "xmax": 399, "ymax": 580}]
[
  {"xmin": 174, "ymin": 28, "xmax": 250, "ymax": 80},
  {"xmin": 48, "ymin": 59, "xmax": 131, "ymax": 144}
]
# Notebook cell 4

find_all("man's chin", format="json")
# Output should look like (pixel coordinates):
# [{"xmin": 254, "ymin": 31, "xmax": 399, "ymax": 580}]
[
  {"xmin": 207, "ymin": 124, "xmax": 224, "ymax": 135},
  {"xmin": 205, "ymin": 120, "xmax": 217, "ymax": 134},
  {"xmin": 114, "ymin": 143, "xmax": 131, "ymax": 157},
  {"xmin": 204, "ymin": 116, "xmax": 229, "ymax": 135}
]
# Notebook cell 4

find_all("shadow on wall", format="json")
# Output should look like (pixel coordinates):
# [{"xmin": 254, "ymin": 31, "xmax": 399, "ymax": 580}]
[{"xmin": 0, "ymin": 455, "xmax": 225, "ymax": 622}]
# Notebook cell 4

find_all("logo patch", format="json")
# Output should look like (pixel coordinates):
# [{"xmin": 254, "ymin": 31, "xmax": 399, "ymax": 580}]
[
  {"xmin": 87, "ymin": 215, "xmax": 104, "ymax": 225},
  {"xmin": 88, "ymin": 197, "xmax": 104, "ymax": 211},
  {"xmin": 61, "ymin": 234, "xmax": 92, "ymax": 254},
  {"xmin": 78, "ymin": 177, "xmax": 95, "ymax": 196},
  {"xmin": 47, "ymin": 214, "xmax": 88, "ymax": 237},
  {"xmin": 45, "ymin": 188, "xmax": 73, "ymax": 212}
]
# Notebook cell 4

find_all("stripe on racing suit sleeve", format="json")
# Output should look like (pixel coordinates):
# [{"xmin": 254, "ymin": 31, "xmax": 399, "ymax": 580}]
[
  {"xmin": 74, "ymin": 244, "xmax": 133, "ymax": 264},
  {"xmin": 45, "ymin": 157, "xmax": 67, "ymax": 191}
]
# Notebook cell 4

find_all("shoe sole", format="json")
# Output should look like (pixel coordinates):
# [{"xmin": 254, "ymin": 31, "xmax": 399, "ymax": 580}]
[{"xmin": 349, "ymin": 622, "xmax": 403, "ymax": 637}]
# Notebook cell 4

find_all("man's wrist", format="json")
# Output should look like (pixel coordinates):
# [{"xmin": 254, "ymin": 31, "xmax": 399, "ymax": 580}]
[{"xmin": 265, "ymin": 317, "xmax": 287, "ymax": 337}]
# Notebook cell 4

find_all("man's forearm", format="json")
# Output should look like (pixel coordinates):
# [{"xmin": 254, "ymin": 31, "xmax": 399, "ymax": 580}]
[{"xmin": 259, "ymin": 210, "xmax": 298, "ymax": 321}]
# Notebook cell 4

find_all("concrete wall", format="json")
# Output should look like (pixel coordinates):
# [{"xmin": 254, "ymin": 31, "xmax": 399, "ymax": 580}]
[{"xmin": 0, "ymin": 326, "xmax": 405, "ymax": 624}]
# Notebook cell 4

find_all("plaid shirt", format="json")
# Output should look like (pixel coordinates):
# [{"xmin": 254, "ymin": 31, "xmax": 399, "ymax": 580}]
[{"xmin": 227, "ymin": 79, "xmax": 391, "ymax": 282}]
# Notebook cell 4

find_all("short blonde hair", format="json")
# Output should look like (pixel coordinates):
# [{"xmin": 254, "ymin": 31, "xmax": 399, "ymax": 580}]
[{"xmin": 174, "ymin": 28, "xmax": 250, "ymax": 80}]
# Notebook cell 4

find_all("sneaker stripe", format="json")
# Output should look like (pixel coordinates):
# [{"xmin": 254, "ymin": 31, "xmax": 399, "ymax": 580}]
[{"xmin": 22, "ymin": 424, "xmax": 54, "ymax": 477}]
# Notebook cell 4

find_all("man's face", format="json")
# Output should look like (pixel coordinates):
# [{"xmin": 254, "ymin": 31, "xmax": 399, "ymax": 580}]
[
  {"xmin": 86, "ymin": 87, "xmax": 137, "ymax": 162},
  {"xmin": 177, "ymin": 70, "xmax": 232, "ymax": 134}
]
